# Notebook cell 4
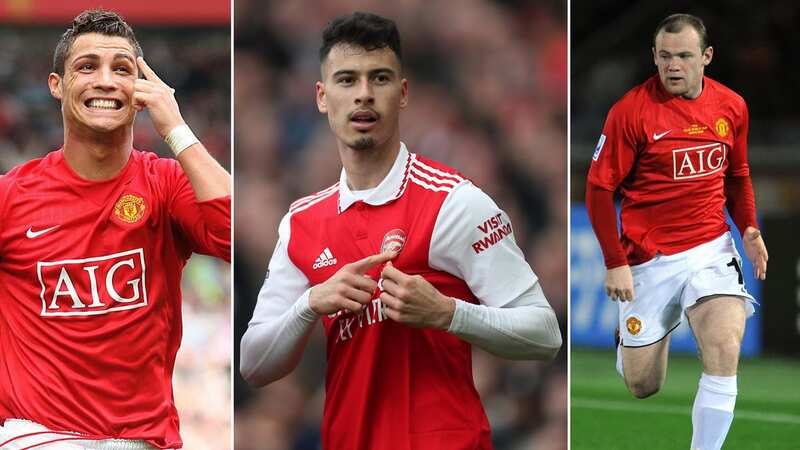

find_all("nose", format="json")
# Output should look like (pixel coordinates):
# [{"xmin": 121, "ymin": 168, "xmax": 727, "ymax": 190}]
[
  {"xmin": 667, "ymin": 56, "xmax": 681, "ymax": 71},
  {"xmin": 92, "ymin": 66, "xmax": 116, "ymax": 90},
  {"xmin": 354, "ymin": 78, "xmax": 374, "ymax": 105}
]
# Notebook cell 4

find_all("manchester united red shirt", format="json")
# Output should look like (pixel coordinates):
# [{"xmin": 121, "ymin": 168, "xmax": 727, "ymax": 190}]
[
  {"xmin": 0, "ymin": 149, "xmax": 230, "ymax": 449},
  {"xmin": 588, "ymin": 75, "xmax": 751, "ymax": 265}
]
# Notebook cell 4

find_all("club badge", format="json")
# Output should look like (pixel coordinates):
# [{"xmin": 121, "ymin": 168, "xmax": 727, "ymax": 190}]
[
  {"xmin": 114, "ymin": 194, "xmax": 147, "ymax": 224},
  {"xmin": 715, "ymin": 117, "xmax": 730, "ymax": 138},
  {"xmin": 626, "ymin": 316, "xmax": 643, "ymax": 335},
  {"xmin": 381, "ymin": 228, "xmax": 407, "ymax": 254}
]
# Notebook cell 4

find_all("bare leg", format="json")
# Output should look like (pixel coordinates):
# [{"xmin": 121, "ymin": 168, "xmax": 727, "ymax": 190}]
[{"xmin": 621, "ymin": 334, "xmax": 671, "ymax": 398}]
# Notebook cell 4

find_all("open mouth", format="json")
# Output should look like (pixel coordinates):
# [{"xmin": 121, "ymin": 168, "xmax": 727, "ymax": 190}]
[
  {"xmin": 85, "ymin": 98, "xmax": 123, "ymax": 110},
  {"xmin": 350, "ymin": 110, "xmax": 379, "ymax": 125}
]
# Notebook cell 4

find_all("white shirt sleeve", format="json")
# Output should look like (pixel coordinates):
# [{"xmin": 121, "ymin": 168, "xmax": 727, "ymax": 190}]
[
  {"xmin": 429, "ymin": 181, "xmax": 562, "ymax": 360},
  {"xmin": 239, "ymin": 212, "xmax": 319, "ymax": 386}
]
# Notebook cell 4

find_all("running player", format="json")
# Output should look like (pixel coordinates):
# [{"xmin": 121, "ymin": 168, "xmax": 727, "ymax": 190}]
[
  {"xmin": 240, "ymin": 11, "xmax": 562, "ymax": 450},
  {"xmin": 0, "ymin": 10, "xmax": 230, "ymax": 450},
  {"xmin": 586, "ymin": 13, "xmax": 768, "ymax": 450}
]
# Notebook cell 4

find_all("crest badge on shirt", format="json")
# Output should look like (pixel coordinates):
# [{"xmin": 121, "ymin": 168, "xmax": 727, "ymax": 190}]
[
  {"xmin": 113, "ymin": 193, "xmax": 147, "ymax": 225},
  {"xmin": 381, "ymin": 228, "xmax": 407, "ymax": 254},
  {"xmin": 714, "ymin": 117, "xmax": 730, "ymax": 137}
]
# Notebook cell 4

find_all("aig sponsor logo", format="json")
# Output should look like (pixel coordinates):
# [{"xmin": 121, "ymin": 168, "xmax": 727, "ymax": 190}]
[
  {"xmin": 672, "ymin": 143, "xmax": 726, "ymax": 180},
  {"xmin": 37, "ymin": 248, "xmax": 148, "ymax": 317}
]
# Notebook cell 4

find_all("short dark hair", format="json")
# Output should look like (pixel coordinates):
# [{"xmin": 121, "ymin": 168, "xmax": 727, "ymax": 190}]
[
  {"xmin": 653, "ymin": 14, "xmax": 709, "ymax": 51},
  {"xmin": 319, "ymin": 12, "xmax": 402, "ymax": 64},
  {"xmin": 53, "ymin": 9, "xmax": 143, "ymax": 76}
]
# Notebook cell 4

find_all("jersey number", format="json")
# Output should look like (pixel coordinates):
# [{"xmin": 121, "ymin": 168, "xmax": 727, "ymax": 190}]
[{"xmin": 726, "ymin": 258, "xmax": 744, "ymax": 285}]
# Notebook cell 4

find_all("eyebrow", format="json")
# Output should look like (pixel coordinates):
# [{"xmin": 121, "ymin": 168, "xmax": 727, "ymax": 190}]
[
  {"xmin": 331, "ymin": 67, "xmax": 397, "ymax": 78},
  {"xmin": 72, "ymin": 53, "xmax": 136, "ymax": 64}
]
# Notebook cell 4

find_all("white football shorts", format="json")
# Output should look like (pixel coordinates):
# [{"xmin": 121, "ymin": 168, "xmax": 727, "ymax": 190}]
[
  {"xmin": 0, "ymin": 419, "xmax": 157, "ymax": 450},
  {"xmin": 618, "ymin": 231, "xmax": 756, "ymax": 347}
]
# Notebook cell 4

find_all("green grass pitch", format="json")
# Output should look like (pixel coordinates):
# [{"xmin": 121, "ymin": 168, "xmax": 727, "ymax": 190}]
[{"xmin": 571, "ymin": 349, "xmax": 800, "ymax": 450}]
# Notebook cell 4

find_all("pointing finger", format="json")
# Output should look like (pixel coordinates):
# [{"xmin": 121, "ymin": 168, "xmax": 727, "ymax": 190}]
[
  {"xmin": 348, "ymin": 251, "xmax": 396, "ymax": 274},
  {"xmin": 137, "ymin": 57, "xmax": 165, "ymax": 84}
]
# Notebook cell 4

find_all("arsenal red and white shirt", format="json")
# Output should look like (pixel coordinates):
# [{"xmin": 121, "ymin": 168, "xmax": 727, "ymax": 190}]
[
  {"xmin": 588, "ymin": 75, "xmax": 751, "ymax": 265},
  {"xmin": 0, "ymin": 149, "xmax": 230, "ymax": 449},
  {"xmin": 248, "ymin": 143, "xmax": 537, "ymax": 450}
]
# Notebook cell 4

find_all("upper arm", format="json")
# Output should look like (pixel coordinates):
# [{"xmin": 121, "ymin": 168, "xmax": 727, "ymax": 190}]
[
  {"xmin": 587, "ymin": 99, "xmax": 640, "ymax": 191},
  {"xmin": 247, "ymin": 213, "xmax": 311, "ymax": 327},
  {"xmin": 727, "ymin": 99, "xmax": 750, "ymax": 177},
  {"xmin": 429, "ymin": 182, "xmax": 537, "ymax": 308}
]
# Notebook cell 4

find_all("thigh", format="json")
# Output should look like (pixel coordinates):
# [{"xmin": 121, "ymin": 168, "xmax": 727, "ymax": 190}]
[
  {"xmin": 687, "ymin": 295, "xmax": 746, "ymax": 375},
  {"xmin": 621, "ymin": 333, "xmax": 671, "ymax": 381},
  {"xmin": 619, "ymin": 256, "xmax": 685, "ymax": 347}
]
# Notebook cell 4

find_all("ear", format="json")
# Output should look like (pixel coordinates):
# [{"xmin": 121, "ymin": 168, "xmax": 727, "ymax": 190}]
[
  {"xmin": 702, "ymin": 46, "xmax": 714, "ymax": 66},
  {"xmin": 316, "ymin": 80, "xmax": 327, "ymax": 114},
  {"xmin": 652, "ymin": 47, "xmax": 658, "ymax": 67},
  {"xmin": 48, "ymin": 73, "xmax": 63, "ymax": 100},
  {"xmin": 399, "ymin": 78, "xmax": 409, "ymax": 109}
]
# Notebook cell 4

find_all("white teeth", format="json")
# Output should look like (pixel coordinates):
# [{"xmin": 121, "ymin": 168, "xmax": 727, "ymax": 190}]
[{"xmin": 88, "ymin": 99, "xmax": 118, "ymax": 109}]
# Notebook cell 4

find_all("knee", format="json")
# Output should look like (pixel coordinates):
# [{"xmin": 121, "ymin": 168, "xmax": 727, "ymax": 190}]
[
  {"xmin": 703, "ymin": 335, "xmax": 742, "ymax": 373},
  {"xmin": 626, "ymin": 377, "xmax": 663, "ymax": 399}
]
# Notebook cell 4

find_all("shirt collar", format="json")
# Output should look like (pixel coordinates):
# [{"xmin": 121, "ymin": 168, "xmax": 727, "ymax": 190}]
[{"xmin": 338, "ymin": 142, "xmax": 411, "ymax": 213}]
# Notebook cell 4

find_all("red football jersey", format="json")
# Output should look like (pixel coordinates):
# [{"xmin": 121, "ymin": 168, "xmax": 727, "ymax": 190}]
[
  {"xmin": 264, "ymin": 144, "xmax": 537, "ymax": 450},
  {"xmin": 0, "ymin": 149, "xmax": 230, "ymax": 449},
  {"xmin": 588, "ymin": 75, "xmax": 750, "ymax": 265}
]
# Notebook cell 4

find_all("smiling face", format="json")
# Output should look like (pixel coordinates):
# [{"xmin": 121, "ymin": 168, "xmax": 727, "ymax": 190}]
[
  {"xmin": 48, "ymin": 33, "xmax": 138, "ymax": 135},
  {"xmin": 316, "ymin": 44, "xmax": 407, "ymax": 152},
  {"xmin": 652, "ymin": 26, "xmax": 713, "ymax": 99}
]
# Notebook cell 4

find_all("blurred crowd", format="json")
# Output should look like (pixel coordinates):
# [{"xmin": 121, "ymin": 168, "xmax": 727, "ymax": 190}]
[
  {"xmin": 0, "ymin": 25, "xmax": 231, "ymax": 450},
  {"xmin": 234, "ymin": 1, "xmax": 567, "ymax": 449}
]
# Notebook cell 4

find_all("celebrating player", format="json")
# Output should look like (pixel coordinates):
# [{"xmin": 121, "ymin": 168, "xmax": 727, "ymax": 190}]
[
  {"xmin": 240, "ymin": 11, "xmax": 562, "ymax": 450},
  {"xmin": 0, "ymin": 10, "xmax": 230, "ymax": 450},
  {"xmin": 586, "ymin": 13, "xmax": 768, "ymax": 450}
]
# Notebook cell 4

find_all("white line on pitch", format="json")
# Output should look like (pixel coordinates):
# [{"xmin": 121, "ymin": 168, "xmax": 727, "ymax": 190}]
[{"xmin": 572, "ymin": 398, "xmax": 800, "ymax": 425}]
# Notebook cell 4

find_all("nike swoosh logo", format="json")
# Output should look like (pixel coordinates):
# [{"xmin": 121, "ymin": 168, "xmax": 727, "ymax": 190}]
[
  {"xmin": 653, "ymin": 130, "xmax": 671, "ymax": 140},
  {"xmin": 26, "ymin": 225, "xmax": 60, "ymax": 239}
]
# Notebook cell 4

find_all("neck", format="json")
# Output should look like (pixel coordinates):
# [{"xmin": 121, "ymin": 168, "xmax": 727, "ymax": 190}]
[
  {"xmin": 339, "ymin": 135, "xmax": 401, "ymax": 191},
  {"xmin": 62, "ymin": 125, "xmax": 133, "ymax": 181}
]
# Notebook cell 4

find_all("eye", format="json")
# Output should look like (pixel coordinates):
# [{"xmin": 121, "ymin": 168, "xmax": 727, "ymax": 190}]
[
  {"xmin": 79, "ymin": 63, "xmax": 95, "ymax": 72},
  {"xmin": 374, "ymin": 74, "xmax": 391, "ymax": 84},
  {"xmin": 114, "ymin": 66, "xmax": 131, "ymax": 74},
  {"xmin": 337, "ymin": 76, "xmax": 354, "ymax": 86}
]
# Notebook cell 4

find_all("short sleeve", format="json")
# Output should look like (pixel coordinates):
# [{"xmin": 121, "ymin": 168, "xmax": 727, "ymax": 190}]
[
  {"xmin": 587, "ymin": 99, "xmax": 640, "ymax": 191},
  {"xmin": 429, "ymin": 182, "xmax": 537, "ymax": 308}
]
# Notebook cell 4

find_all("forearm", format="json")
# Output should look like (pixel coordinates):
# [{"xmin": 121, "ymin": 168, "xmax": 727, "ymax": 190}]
[
  {"xmin": 725, "ymin": 175, "xmax": 758, "ymax": 235},
  {"xmin": 586, "ymin": 182, "xmax": 627, "ymax": 268},
  {"xmin": 447, "ymin": 283, "xmax": 562, "ymax": 360},
  {"xmin": 240, "ymin": 289, "xmax": 318, "ymax": 387},
  {"xmin": 176, "ymin": 143, "xmax": 232, "ymax": 201}
]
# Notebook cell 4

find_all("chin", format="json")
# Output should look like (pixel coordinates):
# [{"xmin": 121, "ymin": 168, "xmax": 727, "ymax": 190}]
[{"xmin": 350, "ymin": 135, "xmax": 377, "ymax": 151}]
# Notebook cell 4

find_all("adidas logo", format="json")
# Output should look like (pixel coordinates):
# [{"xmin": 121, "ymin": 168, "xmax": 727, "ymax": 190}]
[{"xmin": 312, "ymin": 247, "xmax": 338, "ymax": 270}]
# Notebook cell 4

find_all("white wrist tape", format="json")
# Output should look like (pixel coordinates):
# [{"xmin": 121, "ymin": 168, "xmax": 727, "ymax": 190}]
[{"xmin": 164, "ymin": 124, "xmax": 199, "ymax": 157}]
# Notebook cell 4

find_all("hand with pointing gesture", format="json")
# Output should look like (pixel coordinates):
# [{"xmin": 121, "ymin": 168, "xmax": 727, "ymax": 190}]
[
  {"xmin": 379, "ymin": 262, "xmax": 456, "ymax": 330},
  {"xmin": 133, "ymin": 57, "xmax": 185, "ymax": 139},
  {"xmin": 309, "ymin": 252, "xmax": 397, "ymax": 316}
]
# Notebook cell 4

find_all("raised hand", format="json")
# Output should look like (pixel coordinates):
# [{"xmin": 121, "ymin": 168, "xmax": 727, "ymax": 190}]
[{"xmin": 133, "ymin": 57, "xmax": 185, "ymax": 138}]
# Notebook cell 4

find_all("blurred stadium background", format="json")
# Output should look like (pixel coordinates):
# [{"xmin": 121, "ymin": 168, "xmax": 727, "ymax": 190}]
[
  {"xmin": 233, "ymin": 0, "xmax": 567, "ymax": 449},
  {"xmin": 0, "ymin": 2, "xmax": 231, "ymax": 449},
  {"xmin": 571, "ymin": 1, "xmax": 800, "ymax": 448}
]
